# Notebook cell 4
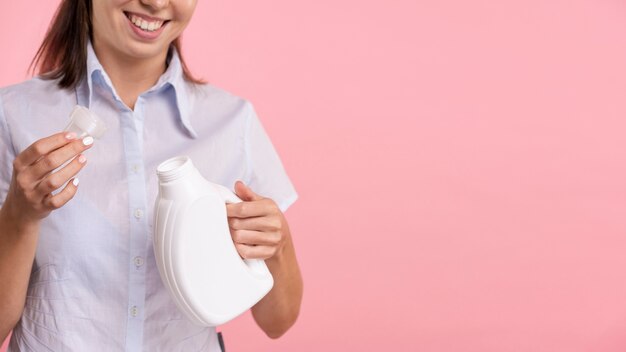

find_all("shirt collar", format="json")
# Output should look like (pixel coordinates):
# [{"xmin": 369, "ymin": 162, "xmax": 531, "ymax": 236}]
[{"xmin": 79, "ymin": 39, "xmax": 198, "ymax": 139}]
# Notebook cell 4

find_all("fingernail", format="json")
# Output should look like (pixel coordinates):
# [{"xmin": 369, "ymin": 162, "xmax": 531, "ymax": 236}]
[
  {"xmin": 72, "ymin": 178, "xmax": 80, "ymax": 186},
  {"xmin": 65, "ymin": 132, "xmax": 77, "ymax": 140},
  {"xmin": 82, "ymin": 136, "xmax": 94, "ymax": 146},
  {"xmin": 78, "ymin": 154, "xmax": 87, "ymax": 163}
]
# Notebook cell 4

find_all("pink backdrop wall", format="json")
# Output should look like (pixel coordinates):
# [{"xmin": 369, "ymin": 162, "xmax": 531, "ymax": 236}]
[{"xmin": 2, "ymin": 0, "xmax": 626, "ymax": 351}]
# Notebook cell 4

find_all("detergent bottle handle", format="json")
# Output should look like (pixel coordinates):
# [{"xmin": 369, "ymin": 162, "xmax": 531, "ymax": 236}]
[{"xmin": 212, "ymin": 183, "xmax": 271, "ymax": 277}]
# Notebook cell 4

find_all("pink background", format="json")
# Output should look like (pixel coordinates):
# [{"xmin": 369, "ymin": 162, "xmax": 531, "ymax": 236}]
[{"xmin": 2, "ymin": 0, "xmax": 626, "ymax": 351}]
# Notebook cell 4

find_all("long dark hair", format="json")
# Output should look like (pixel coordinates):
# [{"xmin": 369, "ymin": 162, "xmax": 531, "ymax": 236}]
[{"xmin": 29, "ymin": 0, "xmax": 205, "ymax": 90}]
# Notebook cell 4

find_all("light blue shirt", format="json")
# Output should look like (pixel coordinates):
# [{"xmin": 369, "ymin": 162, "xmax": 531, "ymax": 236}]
[{"xmin": 0, "ymin": 40, "xmax": 298, "ymax": 351}]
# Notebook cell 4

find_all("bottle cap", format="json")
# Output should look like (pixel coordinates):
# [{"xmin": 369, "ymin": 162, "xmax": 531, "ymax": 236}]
[{"xmin": 64, "ymin": 105, "xmax": 107, "ymax": 139}]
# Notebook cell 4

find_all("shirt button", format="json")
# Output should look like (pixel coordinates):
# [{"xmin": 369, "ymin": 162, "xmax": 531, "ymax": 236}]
[
  {"xmin": 132, "ymin": 164, "xmax": 140, "ymax": 174},
  {"xmin": 134, "ymin": 208, "xmax": 143, "ymax": 219},
  {"xmin": 130, "ymin": 306, "xmax": 138, "ymax": 317},
  {"xmin": 134, "ymin": 256, "xmax": 144, "ymax": 267}
]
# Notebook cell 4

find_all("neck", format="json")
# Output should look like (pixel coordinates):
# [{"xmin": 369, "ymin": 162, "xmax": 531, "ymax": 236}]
[{"xmin": 92, "ymin": 41, "xmax": 168, "ymax": 111}]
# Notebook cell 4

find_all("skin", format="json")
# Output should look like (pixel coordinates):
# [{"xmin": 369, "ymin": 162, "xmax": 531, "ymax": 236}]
[
  {"xmin": 0, "ymin": 0, "xmax": 302, "ymax": 340},
  {"xmin": 227, "ymin": 181, "xmax": 303, "ymax": 338},
  {"xmin": 91, "ymin": 0, "xmax": 198, "ymax": 110}
]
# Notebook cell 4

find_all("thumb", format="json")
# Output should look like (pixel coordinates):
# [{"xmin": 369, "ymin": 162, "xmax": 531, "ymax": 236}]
[{"xmin": 234, "ymin": 180, "xmax": 263, "ymax": 202}]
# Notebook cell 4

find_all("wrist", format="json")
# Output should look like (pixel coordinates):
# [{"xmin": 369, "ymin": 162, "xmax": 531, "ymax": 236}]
[
  {"xmin": 0, "ymin": 201, "xmax": 41, "ymax": 236},
  {"xmin": 266, "ymin": 231, "xmax": 291, "ymax": 270}
]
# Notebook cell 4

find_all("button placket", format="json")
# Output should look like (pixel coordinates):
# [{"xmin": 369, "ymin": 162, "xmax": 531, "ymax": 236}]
[{"xmin": 121, "ymin": 107, "xmax": 149, "ymax": 351}]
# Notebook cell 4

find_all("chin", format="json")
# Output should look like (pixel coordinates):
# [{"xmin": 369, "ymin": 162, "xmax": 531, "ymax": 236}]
[{"xmin": 123, "ymin": 41, "xmax": 169, "ymax": 59}]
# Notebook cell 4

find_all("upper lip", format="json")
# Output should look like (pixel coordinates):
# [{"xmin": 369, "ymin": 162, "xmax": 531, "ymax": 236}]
[{"xmin": 124, "ymin": 11, "xmax": 169, "ymax": 22}]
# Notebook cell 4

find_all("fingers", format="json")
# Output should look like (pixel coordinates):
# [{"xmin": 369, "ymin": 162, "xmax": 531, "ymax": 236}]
[
  {"xmin": 234, "ymin": 180, "xmax": 263, "ymax": 202},
  {"xmin": 234, "ymin": 243, "xmax": 276, "ymax": 260},
  {"xmin": 231, "ymin": 229, "xmax": 281, "ymax": 246},
  {"xmin": 42, "ymin": 177, "xmax": 80, "ymax": 210},
  {"xmin": 7, "ymin": 132, "xmax": 92, "ymax": 223},
  {"xmin": 13, "ymin": 131, "xmax": 78, "ymax": 172},
  {"xmin": 227, "ymin": 202, "xmax": 286, "ymax": 260},
  {"xmin": 228, "ymin": 215, "xmax": 282, "ymax": 232},
  {"xmin": 226, "ymin": 198, "xmax": 277, "ymax": 218},
  {"xmin": 35, "ymin": 153, "xmax": 87, "ymax": 195},
  {"xmin": 27, "ymin": 136, "xmax": 93, "ymax": 185}
]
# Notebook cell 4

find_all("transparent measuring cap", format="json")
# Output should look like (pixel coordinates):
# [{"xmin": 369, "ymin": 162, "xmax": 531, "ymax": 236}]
[
  {"xmin": 51, "ymin": 106, "xmax": 107, "ymax": 195},
  {"xmin": 63, "ymin": 105, "xmax": 107, "ymax": 139}
]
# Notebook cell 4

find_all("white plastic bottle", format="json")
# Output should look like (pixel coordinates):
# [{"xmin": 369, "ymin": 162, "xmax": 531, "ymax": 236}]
[{"xmin": 154, "ymin": 155, "xmax": 274, "ymax": 326}]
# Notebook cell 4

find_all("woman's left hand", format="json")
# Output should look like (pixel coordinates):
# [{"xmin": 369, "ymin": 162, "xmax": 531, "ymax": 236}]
[
  {"xmin": 227, "ymin": 181, "xmax": 302, "ymax": 338},
  {"xmin": 226, "ymin": 180, "xmax": 288, "ymax": 261}
]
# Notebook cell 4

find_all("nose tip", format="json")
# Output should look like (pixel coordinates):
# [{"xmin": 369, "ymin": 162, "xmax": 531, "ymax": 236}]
[{"xmin": 140, "ymin": 0, "xmax": 169, "ymax": 10}]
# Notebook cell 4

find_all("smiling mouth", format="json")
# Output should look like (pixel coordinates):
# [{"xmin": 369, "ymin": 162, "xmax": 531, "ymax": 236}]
[{"xmin": 124, "ymin": 11, "xmax": 170, "ymax": 32}]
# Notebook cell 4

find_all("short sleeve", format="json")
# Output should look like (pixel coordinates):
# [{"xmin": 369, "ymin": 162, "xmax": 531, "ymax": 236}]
[
  {"xmin": 244, "ymin": 102, "xmax": 298, "ymax": 212},
  {"xmin": 0, "ymin": 94, "xmax": 15, "ymax": 209}
]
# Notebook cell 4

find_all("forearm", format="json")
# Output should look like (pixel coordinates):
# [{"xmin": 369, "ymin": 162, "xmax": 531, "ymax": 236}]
[
  {"xmin": 251, "ymin": 226, "xmax": 303, "ymax": 339},
  {"xmin": 0, "ymin": 203, "xmax": 40, "ymax": 341}
]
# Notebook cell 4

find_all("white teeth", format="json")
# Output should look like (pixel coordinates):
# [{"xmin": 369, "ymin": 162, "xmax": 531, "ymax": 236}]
[{"xmin": 128, "ymin": 13, "xmax": 164, "ymax": 32}]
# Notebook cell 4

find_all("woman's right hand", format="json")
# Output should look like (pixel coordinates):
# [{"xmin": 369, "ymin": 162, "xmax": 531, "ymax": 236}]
[{"xmin": 3, "ymin": 131, "xmax": 93, "ymax": 225}]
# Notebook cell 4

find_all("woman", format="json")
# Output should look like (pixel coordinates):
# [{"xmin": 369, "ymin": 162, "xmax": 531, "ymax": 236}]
[{"xmin": 0, "ymin": 0, "xmax": 303, "ymax": 350}]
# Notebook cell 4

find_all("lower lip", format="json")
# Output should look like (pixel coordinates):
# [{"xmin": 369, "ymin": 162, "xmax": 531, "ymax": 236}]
[{"xmin": 126, "ymin": 15, "xmax": 167, "ymax": 40}]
